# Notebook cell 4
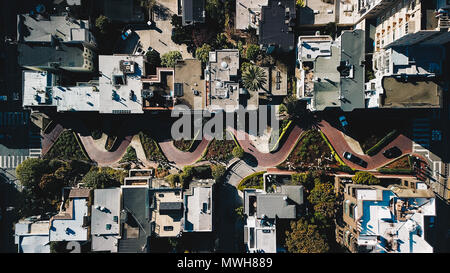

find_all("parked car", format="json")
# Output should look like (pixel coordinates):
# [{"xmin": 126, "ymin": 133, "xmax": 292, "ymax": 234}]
[
  {"xmin": 343, "ymin": 152, "xmax": 368, "ymax": 168},
  {"xmin": 339, "ymin": 116, "xmax": 348, "ymax": 131},
  {"xmin": 382, "ymin": 146, "xmax": 402, "ymax": 159},
  {"xmin": 121, "ymin": 28, "xmax": 133, "ymax": 40}
]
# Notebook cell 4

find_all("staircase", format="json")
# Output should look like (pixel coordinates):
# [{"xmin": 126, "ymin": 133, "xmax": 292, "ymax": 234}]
[{"xmin": 438, "ymin": 15, "xmax": 450, "ymax": 29}]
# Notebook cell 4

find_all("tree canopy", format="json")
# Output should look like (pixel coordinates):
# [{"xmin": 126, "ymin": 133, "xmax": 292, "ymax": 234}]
[
  {"xmin": 211, "ymin": 164, "xmax": 226, "ymax": 182},
  {"xmin": 95, "ymin": 15, "xmax": 112, "ymax": 34},
  {"xmin": 246, "ymin": 44, "xmax": 260, "ymax": 61},
  {"xmin": 232, "ymin": 146, "xmax": 244, "ymax": 159},
  {"xmin": 195, "ymin": 44, "xmax": 212, "ymax": 64},
  {"xmin": 161, "ymin": 51, "xmax": 182, "ymax": 67},
  {"xmin": 82, "ymin": 169, "xmax": 121, "ymax": 189},
  {"xmin": 242, "ymin": 65, "xmax": 267, "ymax": 92},
  {"xmin": 285, "ymin": 219, "xmax": 330, "ymax": 253}
]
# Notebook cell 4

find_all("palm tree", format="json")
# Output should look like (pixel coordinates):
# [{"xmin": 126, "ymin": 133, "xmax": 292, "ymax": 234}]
[{"xmin": 242, "ymin": 65, "xmax": 267, "ymax": 92}]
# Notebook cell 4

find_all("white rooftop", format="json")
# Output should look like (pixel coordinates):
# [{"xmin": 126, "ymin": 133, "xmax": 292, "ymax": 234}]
[
  {"xmin": 52, "ymin": 86, "xmax": 99, "ymax": 112},
  {"xmin": 49, "ymin": 198, "xmax": 89, "ymax": 242},
  {"xmin": 15, "ymin": 221, "xmax": 50, "ymax": 253},
  {"xmin": 22, "ymin": 70, "xmax": 54, "ymax": 107},
  {"xmin": 99, "ymin": 55, "xmax": 145, "ymax": 114},
  {"xmin": 184, "ymin": 186, "xmax": 213, "ymax": 232}
]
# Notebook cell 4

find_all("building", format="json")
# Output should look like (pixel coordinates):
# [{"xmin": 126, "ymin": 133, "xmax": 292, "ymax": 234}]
[
  {"xmin": 49, "ymin": 188, "xmax": 91, "ymax": 242},
  {"xmin": 118, "ymin": 185, "xmax": 152, "ymax": 253},
  {"xmin": 141, "ymin": 67, "xmax": 175, "ymax": 110},
  {"xmin": 206, "ymin": 49, "xmax": 240, "ymax": 112},
  {"xmin": 183, "ymin": 179, "xmax": 215, "ymax": 232},
  {"xmin": 149, "ymin": 179, "xmax": 184, "ymax": 238},
  {"xmin": 235, "ymin": 0, "xmax": 268, "ymax": 33},
  {"xmin": 258, "ymin": 0, "xmax": 296, "ymax": 53},
  {"xmin": 296, "ymin": 29, "xmax": 366, "ymax": 112},
  {"xmin": 91, "ymin": 188, "xmax": 121, "ymax": 253},
  {"xmin": 17, "ymin": 14, "xmax": 96, "ymax": 46},
  {"xmin": 297, "ymin": 0, "xmax": 357, "ymax": 27},
  {"xmin": 182, "ymin": 0, "xmax": 206, "ymax": 26},
  {"xmin": 174, "ymin": 59, "xmax": 206, "ymax": 110},
  {"xmin": 99, "ymin": 55, "xmax": 146, "ymax": 114},
  {"xmin": 336, "ymin": 180, "xmax": 436, "ymax": 253},
  {"xmin": 14, "ymin": 218, "xmax": 50, "ymax": 253},
  {"xmin": 102, "ymin": 0, "xmax": 145, "ymax": 23},
  {"xmin": 243, "ymin": 185, "xmax": 303, "ymax": 253}
]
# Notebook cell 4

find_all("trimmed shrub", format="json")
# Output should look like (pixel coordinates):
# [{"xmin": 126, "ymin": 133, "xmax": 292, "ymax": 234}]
[
  {"xmin": 366, "ymin": 130, "xmax": 398, "ymax": 156},
  {"xmin": 237, "ymin": 171, "xmax": 265, "ymax": 191}
]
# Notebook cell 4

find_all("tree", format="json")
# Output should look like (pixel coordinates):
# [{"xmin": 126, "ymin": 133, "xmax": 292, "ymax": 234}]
[
  {"xmin": 16, "ymin": 158, "xmax": 50, "ymax": 190},
  {"xmin": 165, "ymin": 174, "xmax": 180, "ymax": 187},
  {"xmin": 246, "ymin": 44, "xmax": 260, "ymax": 61},
  {"xmin": 211, "ymin": 164, "xmax": 226, "ymax": 182},
  {"xmin": 242, "ymin": 65, "xmax": 267, "ymax": 92},
  {"xmin": 82, "ymin": 169, "xmax": 120, "ymax": 189},
  {"xmin": 140, "ymin": 0, "xmax": 156, "ymax": 9},
  {"xmin": 232, "ymin": 146, "xmax": 244, "ymax": 159},
  {"xmin": 285, "ymin": 219, "xmax": 330, "ymax": 253},
  {"xmin": 95, "ymin": 15, "xmax": 111, "ymax": 35},
  {"xmin": 161, "ymin": 51, "xmax": 182, "ymax": 67},
  {"xmin": 235, "ymin": 206, "xmax": 245, "ymax": 220},
  {"xmin": 146, "ymin": 50, "xmax": 161, "ymax": 68},
  {"xmin": 308, "ymin": 181, "xmax": 335, "ymax": 205},
  {"xmin": 296, "ymin": 0, "xmax": 306, "ymax": 8},
  {"xmin": 213, "ymin": 33, "xmax": 229, "ymax": 49},
  {"xmin": 195, "ymin": 44, "xmax": 212, "ymax": 64},
  {"xmin": 352, "ymin": 171, "xmax": 380, "ymax": 185}
]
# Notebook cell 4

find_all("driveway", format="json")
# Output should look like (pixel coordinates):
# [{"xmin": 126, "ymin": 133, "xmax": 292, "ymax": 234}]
[{"xmin": 135, "ymin": 2, "xmax": 193, "ymax": 59}]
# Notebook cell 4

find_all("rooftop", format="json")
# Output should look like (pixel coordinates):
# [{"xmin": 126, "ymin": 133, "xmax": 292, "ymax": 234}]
[
  {"xmin": 49, "ymin": 197, "xmax": 89, "ymax": 242},
  {"xmin": 380, "ymin": 76, "xmax": 443, "ymax": 108},
  {"xmin": 17, "ymin": 14, "xmax": 94, "ymax": 44},
  {"xmin": 182, "ymin": 0, "xmax": 206, "ymax": 26},
  {"xmin": 150, "ymin": 188, "xmax": 183, "ymax": 237},
  {"xmin": 15, "ymin": 220, "xmax": 50, "ymax": 253},
  {"xmin": 235, "ymin": 0, "xmax": 269, "ymax": 31},
  {"xmin": 207, "ymin": 49, "xmax": 240, "ymax": 112},
  {"xmin": 103, "ymin": 0, "xmax": 145, "ymax": 23},
  {"xmin": 91, "ymin": 188, "xmax": 121, "ymax": 253},
  {"xmin": 183, "ymin": 180, "xmax": 215, "ymax": 232},
  {"xmin": 99, "ymin": 55, "xmax": 145, "ymax": 114},
  {"xmin": 298, "ymin": 0, "xmax": 335, "ymax": 25},
  {"xmin": 174, "ymin": 59, "xmax": 205, "ymax": 110},
  {"xmin": 259, "ymin": 0, "xmax": 296, "ymax": 52},
  {"xmin": 18, "ymin": 43, "xmax": 85, "ymax": 69}
]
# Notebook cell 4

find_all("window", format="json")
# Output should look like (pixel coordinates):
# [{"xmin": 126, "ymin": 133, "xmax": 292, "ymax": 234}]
[{"xmin": 349, "ymin": 203, "xmax": 355, "ymax": 219}]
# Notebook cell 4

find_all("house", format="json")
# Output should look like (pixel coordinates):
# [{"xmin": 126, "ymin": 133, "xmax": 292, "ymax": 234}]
[
  {"xmin": 243, "ymin": 185, "xmax": 303, "ymax": 253},
  {"xmin": 336, "ymin": 180, "xmax": 436, "ymax": 253},
  {"xmin": 235, "ymin": 0, "xmax": 268, "ymax": 33},
  {"xmin": 14, "ymin": 218, "xmax": 50, "ymax": 253},
  {"xmin": 118, "ymin": 185, "xmax": 152, "ymax": 253},
  {"xmin": 49, "ymin": 188, "xmax": 91, "ymax": 242},
  {"xmin": 98, "ymin": 55, "xmax": 146, "ymax": 114},
  {"xmin": 182, "ymin": 0, "xmax": 206, "ymax": 26},
  {"xmin": 183, "ymin": 179, "xmax": 215, "ymax": 232},
  {"xmin": 258, "ymin": 0, "xmax": 296, "ymax": 53},
  {"xmin": 91, "ymin": 188, "xmax": 121, "ymax": 253},
  {"xmin": 296, "ymin": 29, "xmax": 366, "ymax": 112},
  {"xmin": 174, "ymin": 59, "xmax": 206, "ymax": 111},
  {"xmin": 206, "ymin": 49, "xmax": 240, "ymax": 112},
  {"xmin": 141, "ymin": 67, "xmax": 175, "ymax": 110},
  {"xmin": 149, "ymin": 178, "xmax": 184, "ymax": 238}
]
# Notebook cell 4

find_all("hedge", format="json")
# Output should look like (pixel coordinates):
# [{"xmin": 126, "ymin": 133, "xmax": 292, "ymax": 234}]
[
  {"xmin": 378, "ymin": 168, "xmax": 414, "ymax": 174},
  {"xmin": 237, "ymin": 171, "xmax": 266, "ymax": 191},
  {"xmin": 269, "ymin": 120, "xmax": 293, "ymax": 153},
  {"xmin": 366, "ymin": 130, "xmax": 399, "ymax": 156}
]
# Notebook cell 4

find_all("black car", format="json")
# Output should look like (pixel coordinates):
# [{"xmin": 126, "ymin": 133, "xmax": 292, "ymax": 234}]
[
  {"xmin": 383, "ymin": 146, "xmax": 402, "ymax": 159},
  {"xmin": 343, "ymin": 152, "xmax": 368, "ymax": 168}
]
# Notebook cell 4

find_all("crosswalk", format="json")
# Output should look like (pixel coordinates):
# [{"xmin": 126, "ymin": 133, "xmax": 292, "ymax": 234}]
[
  {"xmin": 0, "ymin": 149, "xmax": 42, "ymax": 169},
  {"xmin": 0, "ymin": 111, "xmax": 29, "ymax": 128},
  {"xmin": 412, "ymin": 118, "xmax": 431, "ymax": 149}
]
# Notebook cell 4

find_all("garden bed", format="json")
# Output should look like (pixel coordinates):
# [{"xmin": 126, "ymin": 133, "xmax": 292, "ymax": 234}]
[
  {"xmin": 203, "ymin": 132, "xmax": 237, "ymax": 163},
  {"xmin": 237, "ymin": 171, "xmax": 266, "ymax": 191},
  {"xmin": 44, "ymin": 130, "xmax": 90, "ymax": 161},
  {"xmin": 139, "ymin": 131, "xmax": 167, "ymax": 162},
  {"xmin": 378, "ymin": 155, "xmax": 414, "ymax": 174}
]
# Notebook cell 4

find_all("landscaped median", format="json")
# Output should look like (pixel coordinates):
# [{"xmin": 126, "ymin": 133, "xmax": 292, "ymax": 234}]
[
  {"xmin": 44, "ymin": 130, "xmax": 91, "ymax": 162},
  {"xmin": 237, "ymin": 171, "xmax": 266, "ymax": 191},
  {"xmin": 319, "ymin": 131, "xmax": 355, "ymax": 174},
  {"xmin": 138, "ymin": 131, "xmax": 167, "ymax": 162},
  {"xmin": 377, "ymin": 154, "xmax": 414, "ymax": 174},
  {"xmin": 269, "ymin": 120, "xmax": 293, "ymax": 153},
  {"xmin": 173, "ymin": 129, "xmax": 202, "ymax": 152},
  {"xmin": 365, "ymin": 129, "xmax": 399, "ymax": 156}
]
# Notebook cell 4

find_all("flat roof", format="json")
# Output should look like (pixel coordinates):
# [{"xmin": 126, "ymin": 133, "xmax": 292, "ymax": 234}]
[
  {"xmin": 22, "ymin": 70, "xmax": 54, "ymax": 108},
  {"xmin": 151, "ymin": 189, "xmax": 183, "ymax": 237},
  {"xmin": 235, "ymin": 0, "xmax": 268, "ymax": 30},
  {"xmin": 184, "ymin": 186, "xmax": 213, "ymax": 232},
  {"xmin": 49, "ymin": 198, "xmax": 89, "ymax": 241},
  {"xmin": 17, "ymin": 14, "xmax": 91, "ymax": 43},
  {"xmin": 298, "ymin": 0, "xmax": 335, "ymax": 25},
  {"xmin": 182, "ymin": 0, "xmax": 206, "ymax": 25},
  {"xmin": 381, "ymin": 77, "xmax": 442, "ymax": 108},
  {"xmin": 18, "ymin": 43, "xmax": 85, "ymax": 69},
  {"xmin": 257, "ymin": 194, "xmax": 296, "ymax": 219},
  {"xmin": 174, "ymin": 59, "xmax": 205, "ymax": 110},
  {"xmin": 99, "ymin": 55, "xmax": 145, "ymax": 114}
]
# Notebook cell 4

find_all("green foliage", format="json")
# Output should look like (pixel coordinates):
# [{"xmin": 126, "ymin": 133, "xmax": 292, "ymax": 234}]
[
  {"xmin": 82, "ymin": 168, "xmax": 121, "ymax": 189},
  {"xmin": 246, "ymin": 44, "xmax": 260, "ymax": 61},
  {"xmin": 237, "ymin": 171, "xmax": 265, "ymax": 191},
  {"xmin": 165, "ymin": 174, "xmax": 180, "ymax": 187},
  {"xmin": 146, "ymin": 50, "xmax": 161, "ymax": 68},
  {"xmin": 161, "ymin": 51, "xmax": 182, "ymax": 67},
  {"xmin": 213, "ymin": 33, "xmax": 229, "ymax": 49},
  {"xmin": 242, "ymin": 65, "xmax": 267, "ymax": 92},
  {"xmin": 296, "ymin": 0, "xmax": 306, "ymax": 7},
  {"xmin": 120, "ymin": 146, "xmax": 138, "ymax": 163},
  {"xmin": 16, "ymin": 158, "xmax": 51, "ymax": 189},
  {"xmin": 235, "ymin": 206, "xmax": 245, "ymax": 220},
  {"xmin": 366, "ymin": 130, "xmax": 398, "ymax": 156},
  {"xmin": 211, "ymin": 164, "xmax": 226, "ymax": 182},
  {"xmin": 139, "ymin": 131, "xmax": 167, "ymax": 162},
  {"xmin": 308, "ymin": 181, "xmax": 336, "ymax": 205},
  {"xmin": 285, "ymin": 219, "xmax": 330, "ymax": 253},
  {"xmin": 140, "ymin": 0, "xmax": 156, "ymax": 9},
  {"xmin": 44, "ymin": 130, "xmax": 89, "ymax": 161},
  {"xmin": 232, "ymin": 146, "xmax": 244, "ymax": 159},
  {"xmin": 352, "ymin": 171, "xmax": 380, "ymax": 185},
  {"xmin": 95, "ymin": 15, "xmax": 111, "ymax": 34},
  {"xmin": 241, "ymin": 62, "xmax": 252, "ymax": 73},
  {"xmin": 195, "ymin": 44, "xmax": 212, "ymax": 64}
]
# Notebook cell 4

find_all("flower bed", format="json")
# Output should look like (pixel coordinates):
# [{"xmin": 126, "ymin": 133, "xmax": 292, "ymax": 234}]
[
  {"xmin": 139, "ymin": 131, "xmax": 167, "ymax": 162},
  {"xmin": 203, "ymin": 132, "xmax": 237, "ymax": 163},
  {"xmin": 237, "ymin": 171, "xmax": 266, "ymax": 191},
  {"xmin": 44, "ymin": 130, "xmax": 90, "ymax": 161},
  {"xmin": 378, "ymin": 155, "xmax": 414, "ymax": 174}
]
